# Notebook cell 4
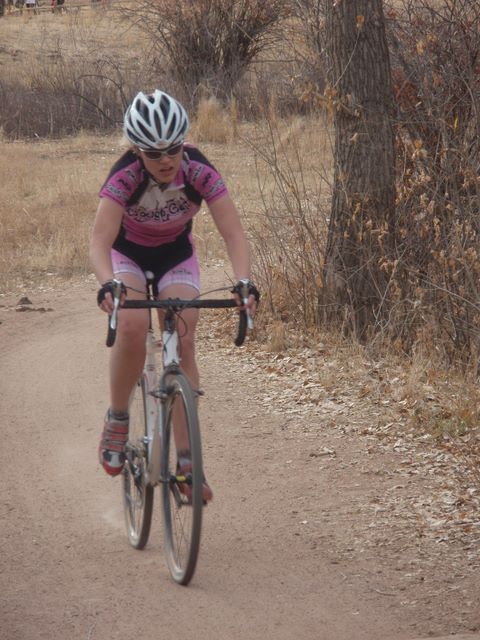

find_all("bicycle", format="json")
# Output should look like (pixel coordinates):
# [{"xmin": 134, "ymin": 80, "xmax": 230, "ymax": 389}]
[{"xmin": 106, "ymin": 273, "xmax": 249, "ymax": 585}]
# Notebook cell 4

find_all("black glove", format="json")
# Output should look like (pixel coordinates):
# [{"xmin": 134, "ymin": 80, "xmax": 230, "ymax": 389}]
[
  {"xmin": 231, "ymin": 279, "xmax": 260, "ymax": 304},
  {"xmin": 97, "ymin": 279, "xmax": 126, "ymax": 306}
]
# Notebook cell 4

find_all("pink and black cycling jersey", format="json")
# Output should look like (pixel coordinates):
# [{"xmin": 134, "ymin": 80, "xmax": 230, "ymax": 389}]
[{"xmin": 99, "ymin": 143, "xmax": 228, "ymax": 274}]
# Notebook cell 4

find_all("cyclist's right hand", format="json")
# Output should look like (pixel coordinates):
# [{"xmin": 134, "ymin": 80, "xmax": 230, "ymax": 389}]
[{"xmin": 97, "ymin": 279, "xmax": 126, "ymax": 314}]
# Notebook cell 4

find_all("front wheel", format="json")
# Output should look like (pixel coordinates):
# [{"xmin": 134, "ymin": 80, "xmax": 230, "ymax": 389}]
[
  {"xmin": 161, "ymin": 370, "xmax": 203, "ymax": 585},
  {"xmin": 122, "ymin": 376, "xmax": 154, "ymax": 549}
]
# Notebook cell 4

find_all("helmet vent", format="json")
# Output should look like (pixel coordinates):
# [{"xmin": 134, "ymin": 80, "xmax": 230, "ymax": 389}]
[{"xmin": 123, "ymin": 89, "xmax": 189, "ymax": 149}]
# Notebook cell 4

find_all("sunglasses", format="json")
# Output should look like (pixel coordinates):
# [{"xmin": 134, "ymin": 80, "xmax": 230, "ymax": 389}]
[{"xmin": 140, "ymin": 143, "xmax": 184, "ymax": 159}]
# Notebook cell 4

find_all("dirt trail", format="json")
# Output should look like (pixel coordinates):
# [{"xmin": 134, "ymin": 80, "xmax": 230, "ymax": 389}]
[{"xmin": 1, "ymin": 272, "xmax": 479, "ymax": 640}]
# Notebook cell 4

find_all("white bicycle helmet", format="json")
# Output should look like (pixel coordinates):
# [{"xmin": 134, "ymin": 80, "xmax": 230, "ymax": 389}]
[{"xmin": 123, "ymin": 89, "xmax": 189, "ymax": 150}]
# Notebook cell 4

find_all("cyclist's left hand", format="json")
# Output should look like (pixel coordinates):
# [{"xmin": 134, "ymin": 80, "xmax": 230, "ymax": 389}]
[{"xmin": 231, "ymin": 279, "xmax": 260, "ymax": 316}]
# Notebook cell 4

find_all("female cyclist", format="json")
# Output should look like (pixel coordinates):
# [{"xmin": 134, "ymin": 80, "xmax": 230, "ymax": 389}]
[{"xmin": 90, "ymin": 89, "xmax": 259, "ymax": 499}]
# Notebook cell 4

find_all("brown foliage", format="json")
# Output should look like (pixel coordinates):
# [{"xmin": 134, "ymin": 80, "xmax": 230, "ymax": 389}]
[
  {"xmin": 252, "ymin": 0, "xmax": 480, "ymax": 369},
  {"xmin": 120, "ymin": 0, "xmax": 289, "ymax": 106},
  {"xmin": 385, "ymin": 0, "xmax": 480, "ymax": 365}
]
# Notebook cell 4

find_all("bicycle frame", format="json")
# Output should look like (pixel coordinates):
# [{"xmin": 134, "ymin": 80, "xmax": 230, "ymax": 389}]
[
  {"xmin": 141, "ymin": 319, "xmax": 162, "ymax": 486},
  {"xmin": 135, "ymin": 285, "xmax": 182, "ymax": 488}
]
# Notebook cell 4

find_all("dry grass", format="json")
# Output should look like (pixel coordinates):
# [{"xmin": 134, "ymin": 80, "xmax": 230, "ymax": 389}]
[
  {"xmin": 0, "ymin": 112, "xmax": 332, "ymax": 292},
  {"xmin": 0, "ymin": 6, "xmax": 333, "ymax": 295},
  {"xmin": 0, "ymin": 6, "xmax": 154, "ymax": 139},
  {"xmin": 0, "ymin": 5, "xmax": 141, "ymax": 67},
  {"xmin": 191, "ymin": 97, "xmax": 238, "ymax": 145},
  {"xmin": 0, "ymin": 133, "xmax": 113, "ymax": 289}
]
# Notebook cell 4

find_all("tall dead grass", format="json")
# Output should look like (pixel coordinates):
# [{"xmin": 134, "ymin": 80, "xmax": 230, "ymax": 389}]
[
  {"xmin": 0, "ymin": 8, "xmax": 153, "ymax": 138},
  {"xmin": 190, "ymin": 97, "xmax": 237, "ymax": 144},
  {"xmin": 0, "ymin": 110, "xmax": 278, "ymax": 290},
  {"xmin": 244, "ymin": 113, "xmax": 334, "ymax": 331},
  {"xmin": 0, "ymin": 4, "xmax": 313, "ymax": 139},
  {"xmin": 0, "ymin": 133, "xmax": 118, "ymax": 290}
]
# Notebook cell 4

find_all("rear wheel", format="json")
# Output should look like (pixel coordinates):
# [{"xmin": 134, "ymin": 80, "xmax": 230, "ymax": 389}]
[
  {"xmin": 122, "ymin": 376, "xmax": 154, "ymax": 549},
  {"xmin": 161, "ymin": 370, "xmax": 203, "ymax": 585}
]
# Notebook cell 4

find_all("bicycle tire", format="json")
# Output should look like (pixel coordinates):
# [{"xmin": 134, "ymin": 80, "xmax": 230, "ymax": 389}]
[
  {"xmin": 161, "ymin": 370, "xmax": 203, "ymax": 585},
  {"xmin": 122, "ymin": 376, "xmax": 154, "ymax": 549}
]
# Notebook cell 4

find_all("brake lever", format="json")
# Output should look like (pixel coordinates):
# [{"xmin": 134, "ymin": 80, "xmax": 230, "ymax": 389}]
[
  {"xmin": 109, "ymin": 278, "xmax": 124, "ymax": 331},
  {"xmin": 239, "ymin": 278, "xmax": 254, "ymax": 331}
]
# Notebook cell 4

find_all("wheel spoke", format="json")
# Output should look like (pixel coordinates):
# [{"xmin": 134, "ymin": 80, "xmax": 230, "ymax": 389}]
[
  {"xmin": 122, "ymin": 377, "xmax": 154, "ymax": 549},
  {"xmin": 161, "ymin": 371, "xmax": 203, "ymax": 585}
]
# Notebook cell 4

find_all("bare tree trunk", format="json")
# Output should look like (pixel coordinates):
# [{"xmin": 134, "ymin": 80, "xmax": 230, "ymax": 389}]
[{"xmin": 323, "ymin": 0, "xmax": 396, "ymax": 340}]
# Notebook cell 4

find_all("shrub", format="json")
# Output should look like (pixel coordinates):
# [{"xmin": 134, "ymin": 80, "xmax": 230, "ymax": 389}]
[
  {"xmin": 246, "ymin": 115, "xmax": 332, "ymax": 331},
  {"xmin": 120, "ymin": 0, "xmax": 289, "ymax": 106},
  {"xmin": 385, "ymin": 0, "xmax": 480, "ymax": 365}
]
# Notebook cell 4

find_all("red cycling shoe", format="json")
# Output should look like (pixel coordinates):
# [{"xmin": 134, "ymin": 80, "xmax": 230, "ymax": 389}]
[{"xmin": 98, "ymin": 411, "xmax": 129, "ymax": 476}]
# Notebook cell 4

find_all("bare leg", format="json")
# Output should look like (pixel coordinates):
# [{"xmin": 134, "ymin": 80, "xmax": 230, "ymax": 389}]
[
  {"xmin": 99, "ymin": 272, "xmax": 151, "ymax": 475},
  {"xmin": 109, "ymin": 272, "xmax": 149, "ymax": 414}
]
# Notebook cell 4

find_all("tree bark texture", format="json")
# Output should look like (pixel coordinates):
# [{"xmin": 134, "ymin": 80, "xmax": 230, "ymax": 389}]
[{"xmin": 323, "ymin": 0, "xmax": 396, "ymax": 339}]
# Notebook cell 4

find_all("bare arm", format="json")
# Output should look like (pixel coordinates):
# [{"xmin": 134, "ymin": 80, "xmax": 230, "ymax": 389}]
[
  {"xmin": 90, "ymin": 197, "xmax": 124, "ymax": 313},
  {"xmin": 207, "ymin": 194, "xmax": 251, "ymax": 281},
  {"xmin": 207, "ymin": 194, "xmax": 258, "ymax": 313},
  {"xmin": 90, "ymin": 197, "xmax": 124, "ymax": 285}
]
